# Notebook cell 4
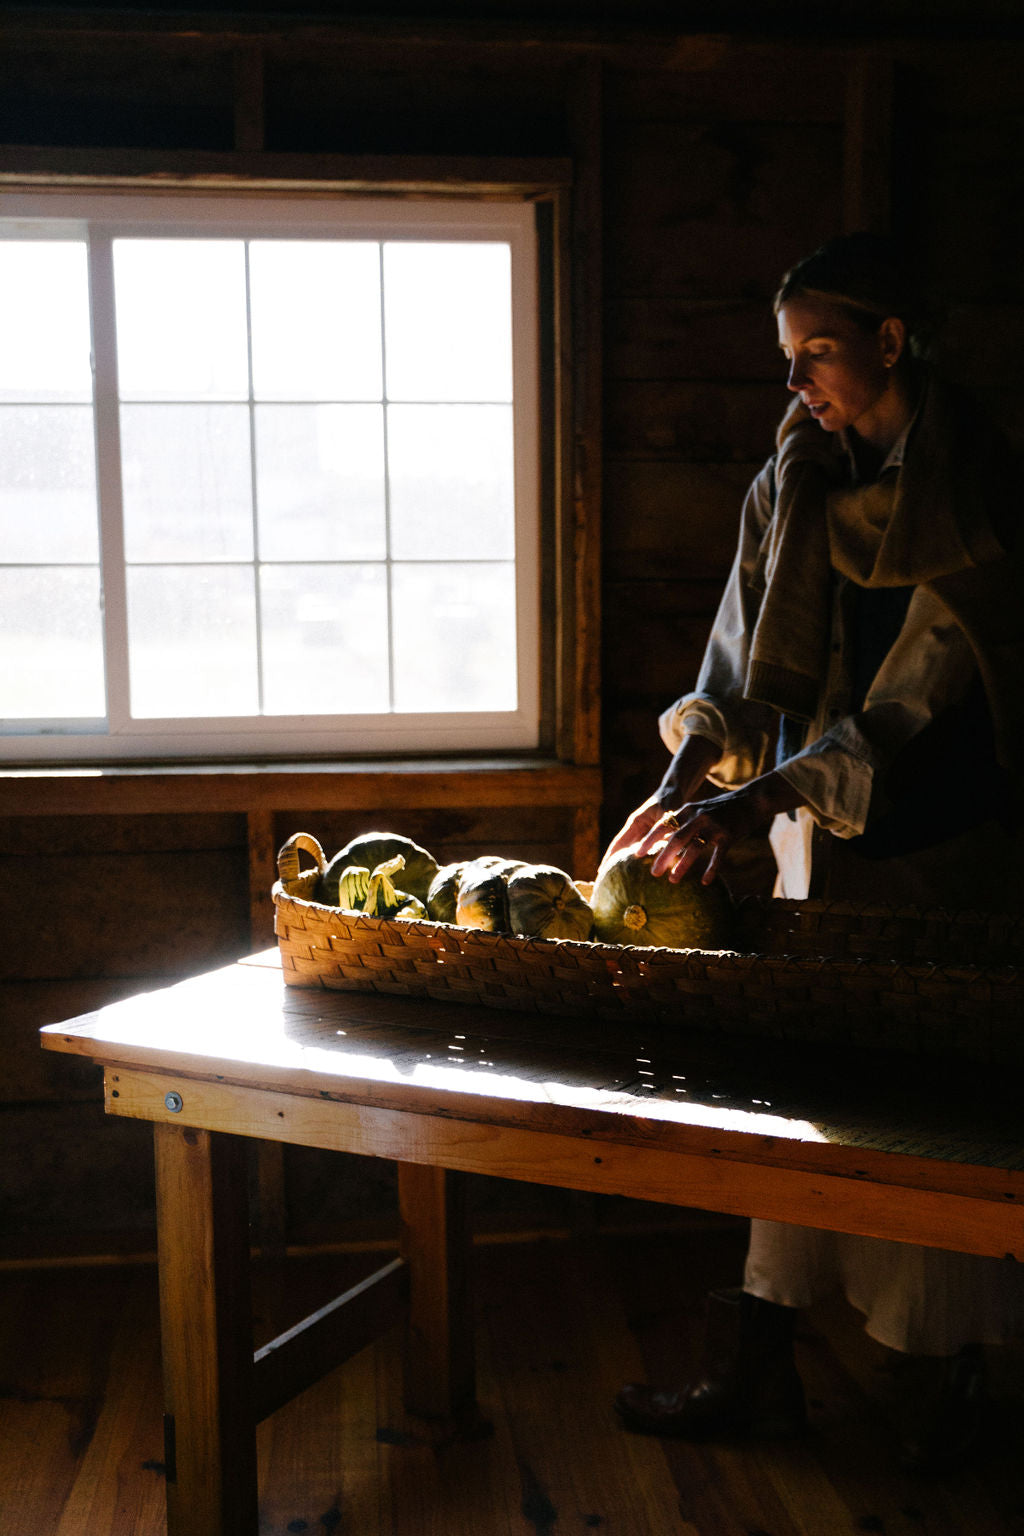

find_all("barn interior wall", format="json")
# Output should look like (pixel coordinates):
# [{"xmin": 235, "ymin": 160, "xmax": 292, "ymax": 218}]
[{"xmin": 1, "ymin": 12, "xmax": 1022, "ymax": 1253}]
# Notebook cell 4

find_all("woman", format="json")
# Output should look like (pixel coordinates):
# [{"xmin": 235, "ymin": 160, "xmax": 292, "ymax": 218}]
[{"xmin": 610, "ymin": 233, "xmax": 1023, "ymax": 1469}]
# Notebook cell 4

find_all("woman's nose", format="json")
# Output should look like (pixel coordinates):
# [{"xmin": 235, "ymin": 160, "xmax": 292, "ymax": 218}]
[{"xmin": 786, "ymin": 358, "xmax": 807, "ymax": 392}]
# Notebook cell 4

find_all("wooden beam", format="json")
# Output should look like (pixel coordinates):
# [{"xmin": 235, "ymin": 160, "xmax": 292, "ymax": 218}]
[
  {"xmin": 123, "ymin": 1074, "xmax": 1024, "ymax": 1263},
  {"xmin": 0, "ymin": 761, "xmax": 601, "ymax": 817},
  {"xmin": 571, "ymin": 801, "xmax": 602, "ymax": 877},
  {"xmin": 398, "ymin": 1163, "xmax": 476, "ymax": 1424},
  {"xmin": 252, "ymin": 1255, "xmax": 408, "ymax": 1422},
  {"xmin": 232, "ymin": 43, "xmax": 265, "ymax": 154},
  {"xmin": 153, "ymin": 1123, "xmax": 257, "ymax": 1536},
  {"xmin": 247, "ymin": 809, "xmax": 277, "ymax": 951},
  {"xmin": 843, "ymin": 48, "xmax": 896, "ymax": 233},
  {"xmin": 0, "ymin": 147, "xmax": 572, "ymax": 196},
  {"xmin": 562, "ymin": 58, "xmax": 603, "ymax": 767}
]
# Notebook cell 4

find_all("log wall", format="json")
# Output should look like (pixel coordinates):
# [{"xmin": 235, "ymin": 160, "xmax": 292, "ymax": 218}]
[{"xmin": 1, "ymin": 9, "xmax": 1022, "ymax": 1253}]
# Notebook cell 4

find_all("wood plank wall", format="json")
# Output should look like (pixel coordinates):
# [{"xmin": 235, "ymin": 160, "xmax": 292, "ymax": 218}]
[
  {"xmin": 600, "ymin": 34, "xmax": 1024, "ymax": 825},
  {"xmin": 1, "ymin": 13, "xmax": 1023, "ymax": 1255},
  {"xmin": 601, "ymin": 38, "xmax": 847, "ymax": 828}
]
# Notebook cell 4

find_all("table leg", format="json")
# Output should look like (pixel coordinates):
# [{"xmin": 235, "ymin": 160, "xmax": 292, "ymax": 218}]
[
  {"xmin": 397, "ymin": 1162, "xmax": 477, "ymax": 1426},
  {"xmin": 153, "ymin": 1122, "xmax": 258, "ymax": 1536}
]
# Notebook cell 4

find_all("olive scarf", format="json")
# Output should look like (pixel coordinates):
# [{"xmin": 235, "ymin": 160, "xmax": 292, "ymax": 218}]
[{"xmin": 744, "ymin": 374, "xmax": 1023, "ymax": 772}]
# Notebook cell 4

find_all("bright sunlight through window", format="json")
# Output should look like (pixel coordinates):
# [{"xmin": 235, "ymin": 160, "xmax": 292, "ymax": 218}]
[{"xmin": 0, "ymin": 195, "xmax": 540, "ymax": 762}]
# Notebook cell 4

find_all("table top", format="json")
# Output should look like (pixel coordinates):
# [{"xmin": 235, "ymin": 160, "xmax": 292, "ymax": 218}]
[{"xmin": 41, "ymin": 951, "xmax": 1024, "ymax": 1182}]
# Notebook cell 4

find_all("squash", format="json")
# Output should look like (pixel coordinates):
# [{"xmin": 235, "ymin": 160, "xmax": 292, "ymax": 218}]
[
  {"xmin": 590, "ymin": 849, "xmax": 736, "ymax": 951},
  {"xmin": 507, "ymin": 865, "xmax": 593, "ymax": 941},
  {"xmin": 428, "ymin": 855, "xmax": 516, "ymax": 926},
  {"xmin": 318, "ymin": 831, "xmax": 438, "ymax": 906},
  {"xmin": 334, "ymin": 864, "xmax": 370, "ymax": 910},
  {"xmin": 426, "ymin": 860, "xmax": 471, "ymax": 923},
  {"xmin": 360, "ymin": 855, "xmax": 426, "ymax": 920},
  {"xmin": 454, "ymin": 857, "xmax": 526, "ymax": 932}
]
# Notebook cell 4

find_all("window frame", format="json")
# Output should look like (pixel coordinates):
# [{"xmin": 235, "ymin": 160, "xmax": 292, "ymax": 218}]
[{"xmin": 0, "ymin": 188, "xmax": 548, "ymax": 764}]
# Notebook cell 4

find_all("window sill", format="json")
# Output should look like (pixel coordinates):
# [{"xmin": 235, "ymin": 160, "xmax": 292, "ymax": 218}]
[{"xmin": 0, "ymin": 754, "xmax": 601, "ymax": 817}]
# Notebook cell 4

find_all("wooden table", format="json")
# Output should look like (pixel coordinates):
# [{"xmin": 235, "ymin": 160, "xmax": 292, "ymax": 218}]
[{"xmin": 42, "ymin": 951, "xmax": 1024, "ymax": 1536}]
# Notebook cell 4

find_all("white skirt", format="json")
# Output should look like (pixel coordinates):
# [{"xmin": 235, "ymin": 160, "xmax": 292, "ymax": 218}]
[{"xmin": 744, "ymin": 1219, "xmax": 1024, "ymax": 1357}]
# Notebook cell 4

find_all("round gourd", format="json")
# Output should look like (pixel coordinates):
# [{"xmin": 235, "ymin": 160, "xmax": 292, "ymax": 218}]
[
  {"xmin": 362, "ymin": 855, "xmax": 415, "ymax": 918},
  {"xmin": 590, "ymin": 850, "xmax": 736, "ymax": 950},
  {"xmin": 454, "ymin": 857, "xmax": 525, "ymax": 932},
  {"xmin": 426, "ymin": 861, "xmax": 469, "ymax": 924},
  {"xmin": 318, "ymin": 831, "xmax": 438, "ymax": 906},
  {"xmin": 334, "ymin": 864, "xmax": 371, "ymax": 911},
  {"xmin": 508, "ymin": 865, "xmax": 593, "ymax": 941},
  {"xmin": 426, "ymin": 856, "xmax": 511, "ymax": 923}
]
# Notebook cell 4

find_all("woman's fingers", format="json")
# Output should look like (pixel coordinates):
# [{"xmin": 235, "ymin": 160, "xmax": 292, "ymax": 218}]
[
  {"xmin": 634, "ymin": 813, "xmax": 682, "ymax": 857},
  {"xmin": 602, "ymin": 799, "xmax": 665, "ymax": 863},
  {"xmin": 655, "ymin": 830, "xmax": 720, "ymax": 883},
  {"xmin": 699, "ymin": 839, "xmax": 725, "ymax": 886},
  {"xmin": 636, "ymin": 810, "xmax": 724, "ymax": 883}
]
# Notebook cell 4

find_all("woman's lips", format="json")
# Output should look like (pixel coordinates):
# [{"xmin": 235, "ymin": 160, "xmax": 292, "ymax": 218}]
[{"xmin": 805, "ymin": 401, "xmax": 829, "ymax": 419}]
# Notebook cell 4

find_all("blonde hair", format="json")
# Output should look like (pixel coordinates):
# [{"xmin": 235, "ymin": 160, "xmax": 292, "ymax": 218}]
[{"xmin": 774, "ymin": 234, "xmax": 931, "ymax": 358}]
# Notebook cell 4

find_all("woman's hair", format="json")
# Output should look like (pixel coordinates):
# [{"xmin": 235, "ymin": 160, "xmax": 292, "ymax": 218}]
[{"xmin": 773, "ymin": 232, "xmax": 931, "ymax": 358}]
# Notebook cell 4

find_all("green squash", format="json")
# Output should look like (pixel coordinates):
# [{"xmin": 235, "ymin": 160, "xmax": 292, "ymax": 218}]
[
  {"xmin": 334, "ymin": 864, "xmax": 370, "ymax": 910},
  {"xmin": 454, "ymin": 857, "xmax": 525, "ymax": 933},
  {"xmin": 318, "ymin": 831, "xmax": 439, "ymax": 906},
  {"xmin": 426, "ymin": 856, "xmax": 511, "ymax": 923},
  {"xmin": 361, "ymin": 855, "xmax": 426, "ymax": 919},
  {"xmin": 508, "ymin": 865, "xmax": 593, "ymax": 941},
  {"xmin": 590, "ymin": 850, "xmax": 736, "ymax": 951},
  {"xmin": 426, "ymin": 861, "xmax": 469, "ymax": 923}
]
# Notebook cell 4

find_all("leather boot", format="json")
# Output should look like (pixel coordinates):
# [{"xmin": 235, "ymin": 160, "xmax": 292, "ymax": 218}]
[
  {"xmin": 614, "ymin": 1287, "xmax": 807, "ymax": 1440},
  {"xmin": 898, "ymin": 1343, "xmax": 987, "ymax": 1474}
]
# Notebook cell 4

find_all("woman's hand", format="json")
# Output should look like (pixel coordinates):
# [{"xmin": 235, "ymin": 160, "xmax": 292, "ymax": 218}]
[
  {"xmin": 634, "ymin": 772, "xmax": 806, "ymax": 886},
  {"xmin": 600, "ymin": 734, "xmax": 723, "ymax": 867},
  {"xmin": 602, "ymin": 794, "xmax": 669, "ymax": 866}
]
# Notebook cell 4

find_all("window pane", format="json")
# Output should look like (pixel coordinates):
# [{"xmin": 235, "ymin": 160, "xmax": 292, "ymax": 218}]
[
  {"xmin": 384, "ymin": 242, "xmax": 512, "ymax": 403},
  {"xmin": 0, "ymin": 567, "xmax": 104, "ymax": 717},
  {"xmin": 127, "ymin": 565, "xmax": 258, "ymax": 717},
  {"xmin": 392, "ymin": 562, "xmax": 517, "ymax": 712},
  {"xmin": 113, "ymin": 240, "xmax": 249, "ymax": 401},
  {"xmin": 254, "ymin": 405, "xmax": 386, "ymax": 561},
  {"xmin": 0, "ymin": 242, "xmax": 93, "ymax": 404},
  {"xmin": 260, "ymin": 564, "xmax": 389, "ymax": 714},
  {"xmin": 249, "ymin": 242, "xmax": 383, "ymax": 402},
  {"xmin": 120, "ymin": 405, "xmax": 254, "ymax": 562},
  {"xmin": 0, "ymin": 406, "xmax": 98, "ymax": 562},
  {"xmin": 387, "ymin": 404, "xmax": 514, "ymax": 560}
]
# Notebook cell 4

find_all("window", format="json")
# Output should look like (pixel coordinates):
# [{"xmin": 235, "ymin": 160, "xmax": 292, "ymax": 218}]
[{"xmin": 0, "ymin": 193, "xmax": 540, "ymax": 761}]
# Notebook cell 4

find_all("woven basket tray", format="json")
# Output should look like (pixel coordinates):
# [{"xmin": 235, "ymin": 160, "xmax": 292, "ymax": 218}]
[{"xmin": 273, "ymin": 833, "xmax": 1024, "ymax": 1065}]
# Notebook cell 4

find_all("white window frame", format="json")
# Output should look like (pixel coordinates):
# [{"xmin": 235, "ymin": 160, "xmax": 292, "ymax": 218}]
[{"xmin": 0, "ymin": 191, "xmax": 541, "ymax": 763}]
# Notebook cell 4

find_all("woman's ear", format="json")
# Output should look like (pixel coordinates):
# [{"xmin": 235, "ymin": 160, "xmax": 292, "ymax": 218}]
[{"xmin": 878, "ymin": 315, "xmax": 907, "ymax": 370}]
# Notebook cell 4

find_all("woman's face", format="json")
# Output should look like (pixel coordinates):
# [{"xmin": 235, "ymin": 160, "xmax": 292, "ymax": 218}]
[{"xmin": 776, "ymin": 296, "xmax": 904, "ymax": 440}]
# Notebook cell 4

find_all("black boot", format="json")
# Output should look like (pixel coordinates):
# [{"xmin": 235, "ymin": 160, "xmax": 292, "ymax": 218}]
[
  {"xmin": 614, "ymin": 1287, "xmax": 807, "ymax": 1440},
  {"xmin": 898, "ymin": 1343, "xmax": 988, "ymax": 1474}
]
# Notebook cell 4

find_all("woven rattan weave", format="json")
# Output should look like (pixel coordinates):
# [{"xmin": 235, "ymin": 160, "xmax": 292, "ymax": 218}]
[{"xmin": 274, "ymin": 833, "xmax": 1023, "ymax": 1065}]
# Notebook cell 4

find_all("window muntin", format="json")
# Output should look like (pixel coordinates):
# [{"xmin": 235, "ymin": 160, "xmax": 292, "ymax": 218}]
[{"xmin": 0, "ymin": 195, "xmax": 540, "ymax": 761}]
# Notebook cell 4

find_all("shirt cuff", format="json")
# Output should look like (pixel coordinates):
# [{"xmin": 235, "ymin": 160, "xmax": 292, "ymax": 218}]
[
  {"xmin": 776, "ymin": 738, "xmax": 873, "ymax": 839},
  {"xmin": 658, "ymin": 696, "xmax": 728, "ymax": 755}
]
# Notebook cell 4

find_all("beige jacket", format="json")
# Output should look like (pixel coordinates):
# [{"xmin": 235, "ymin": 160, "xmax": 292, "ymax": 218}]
[{"xmin": 659, "ymin": 428, "xmax": 984, "ymax": 899}]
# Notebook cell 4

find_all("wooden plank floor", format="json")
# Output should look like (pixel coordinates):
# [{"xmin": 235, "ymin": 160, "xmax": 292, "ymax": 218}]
[{"xmin": 2, "ymin": 1221, "xmax": 1024, "ymax": 1535}]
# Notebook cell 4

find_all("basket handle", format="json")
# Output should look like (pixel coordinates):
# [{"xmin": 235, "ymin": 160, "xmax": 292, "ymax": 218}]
[{"xmin": 276, "ymin": 832, "xmax": 327, "ymax": 884}]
